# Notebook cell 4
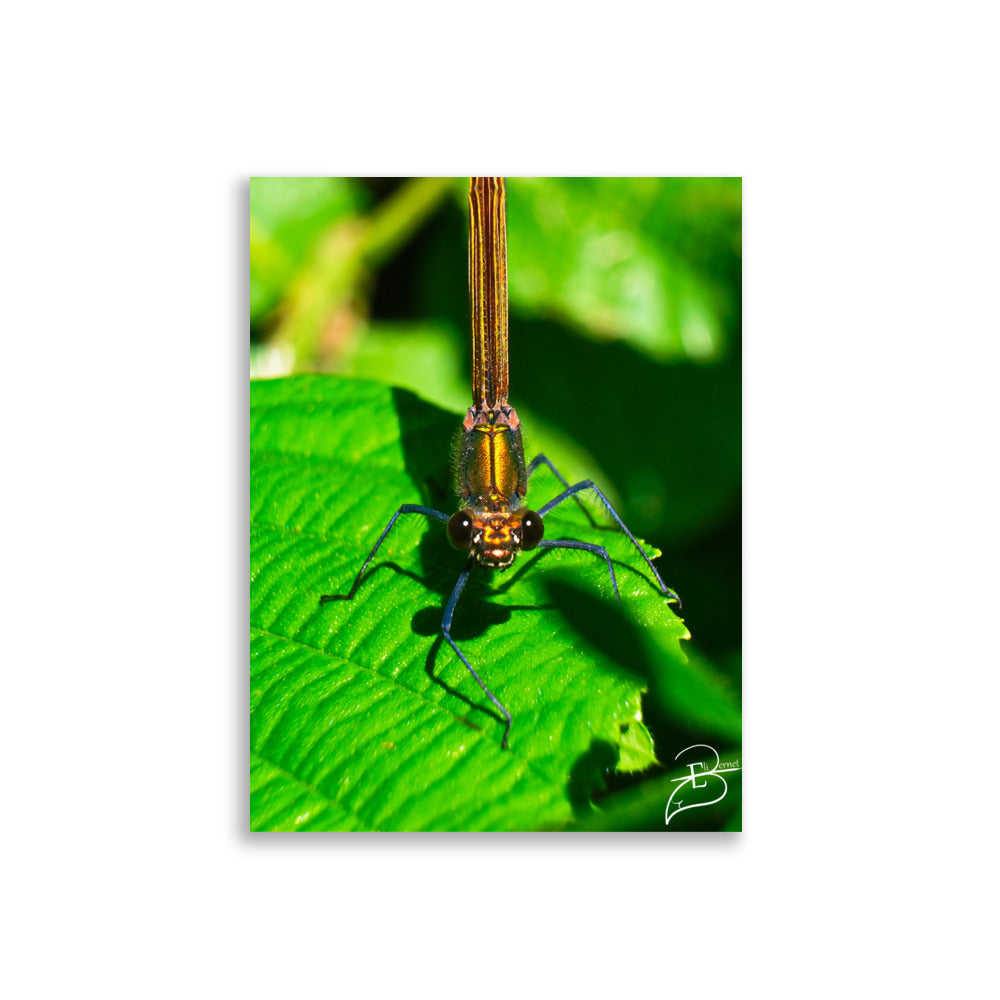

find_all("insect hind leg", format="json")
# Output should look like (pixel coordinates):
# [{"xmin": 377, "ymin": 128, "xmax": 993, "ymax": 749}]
[
  {"xmin": 538, "ymin": 480, "xmax": 680, "ymax": 606},
  {"xmin": 536, "ymin": 538, "xmax": 621, "ymax": 604}
]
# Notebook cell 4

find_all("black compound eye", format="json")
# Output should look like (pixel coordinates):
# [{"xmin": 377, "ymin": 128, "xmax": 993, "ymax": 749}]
[
  {"xmin": 447, "ymin": 510, "xmax": 475, "ymax": 550},
  {"xmin": 520, "ymin": 510, "xmax": 544, "ymax": 550}
]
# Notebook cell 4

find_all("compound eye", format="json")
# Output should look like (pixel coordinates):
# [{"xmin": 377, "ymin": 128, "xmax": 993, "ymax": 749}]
[
  {"xmin": 447, "ymin": 510, "xmax": 475, "ymax": 550},
  {"xmin": 520, "ymin": 510, "xmax": 544, "ymax": 550}
]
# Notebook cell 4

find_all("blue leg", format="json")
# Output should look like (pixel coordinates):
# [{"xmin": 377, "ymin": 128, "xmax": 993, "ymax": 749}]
[
  {"xmin": 539, "ymin": 481, "xmax": 681, "ymax": 607},
  {"xmin": 536, "ymin": 538, "xmax": 621, "ymax": 604},
  {"xmin": 441, "ymin": 563, "xmax": 512, "ymax": 749},
  {"xmin": 528, "ymin": 453, "xmax": 572, "ymax": 489},
  {"xmin": 527, "ymin": 453, "xmax": 598, "ymax": 526},
  {"xmin": 321, "ymin": 503, "xmax": 449, "ymax": 602}
]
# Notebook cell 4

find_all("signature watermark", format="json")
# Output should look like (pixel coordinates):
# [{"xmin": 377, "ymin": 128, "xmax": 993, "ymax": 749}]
[{"xmin": 665, "ymin": 744, "xmax": 741, "ymax": 826}]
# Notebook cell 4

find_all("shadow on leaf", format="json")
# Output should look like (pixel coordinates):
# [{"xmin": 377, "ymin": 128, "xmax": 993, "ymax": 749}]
[{"xmin": 567, "ymin": 739, "xmax": 618, "ymax": 819}]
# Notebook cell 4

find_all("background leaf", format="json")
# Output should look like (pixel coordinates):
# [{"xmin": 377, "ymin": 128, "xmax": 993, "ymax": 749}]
[
  {"xmin": 502, "ymin": 176, "xmax": 735, "ymax": 362},
  {"xmin": 251, "ymin": 374, "xmax": 690, "ymax": 831},
  {"xmin": 249, "ymin": 177, "xmax": 370, "ymax": 325},
  {"xmin": 574, "ymin": 749, "xmax": 743, "ymax": 832}
]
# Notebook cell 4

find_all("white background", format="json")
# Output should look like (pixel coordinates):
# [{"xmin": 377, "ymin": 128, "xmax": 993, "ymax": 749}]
[{"xmin": 2, "ymin": 2, "xmax": 997, "ymax": 996}]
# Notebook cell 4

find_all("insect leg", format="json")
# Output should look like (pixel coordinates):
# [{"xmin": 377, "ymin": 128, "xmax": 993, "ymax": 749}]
[
  {"xmin": 536, "ymin": 538, "xmax": 621, "ymax": 604},
  {"xmin": 527, "ymin": 453, "xmax": 572, "ymax": 487},
  {"xmin": 441, "ymin": 562, "xmax": 513, "ymax": 749},
  {"xmin": 538, "ymin": 481, "xmax": 681, "ymax": 606},
  {"xmin": 527, "ymin": 453, "xmax": 597, "ymax": 526},
  {"xmin": 320, "ymin": 504, "xmax": 449, "ymax": 602}
]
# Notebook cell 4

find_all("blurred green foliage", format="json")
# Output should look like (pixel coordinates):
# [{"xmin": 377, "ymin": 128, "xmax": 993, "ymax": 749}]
[
  {"xmin": 249, "ymin": 177, "xmax": 371, "ymax": 322},
  {"xmin": 249, "ymin": 176, "xmax": 742, "ymax": 829}
]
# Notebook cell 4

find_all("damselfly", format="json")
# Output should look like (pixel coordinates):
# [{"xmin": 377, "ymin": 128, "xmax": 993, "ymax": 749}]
[{"xmin": 322, "ymin": 177, "xmax": 679, "ymax": 749}]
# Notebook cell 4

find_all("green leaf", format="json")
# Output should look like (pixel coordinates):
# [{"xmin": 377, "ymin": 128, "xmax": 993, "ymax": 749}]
[
  {"xmin": 503, "ymin": 177, "xmax": 730, "ymax": 362},
  {"xmin": 645, "ymin": 645, "xmax": 742, "ymax": 742},
  {"xmin": 250, "ymin": 374, "xmax": 690, "ymax": 831},
  {"xmin": 616, "ymin": 718, "xmax": 658, "ymax": 773}
]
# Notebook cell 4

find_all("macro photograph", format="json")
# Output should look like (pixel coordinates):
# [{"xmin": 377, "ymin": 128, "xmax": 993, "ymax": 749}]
[{"xmin": 249, "ymin": 176, "xmax": 742, "ymax": 832}]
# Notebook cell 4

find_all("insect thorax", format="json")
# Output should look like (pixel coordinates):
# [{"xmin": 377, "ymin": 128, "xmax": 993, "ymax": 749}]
[{"xmin": 454, "ymin": 404, "xmax": 528, "ymax": 512}]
